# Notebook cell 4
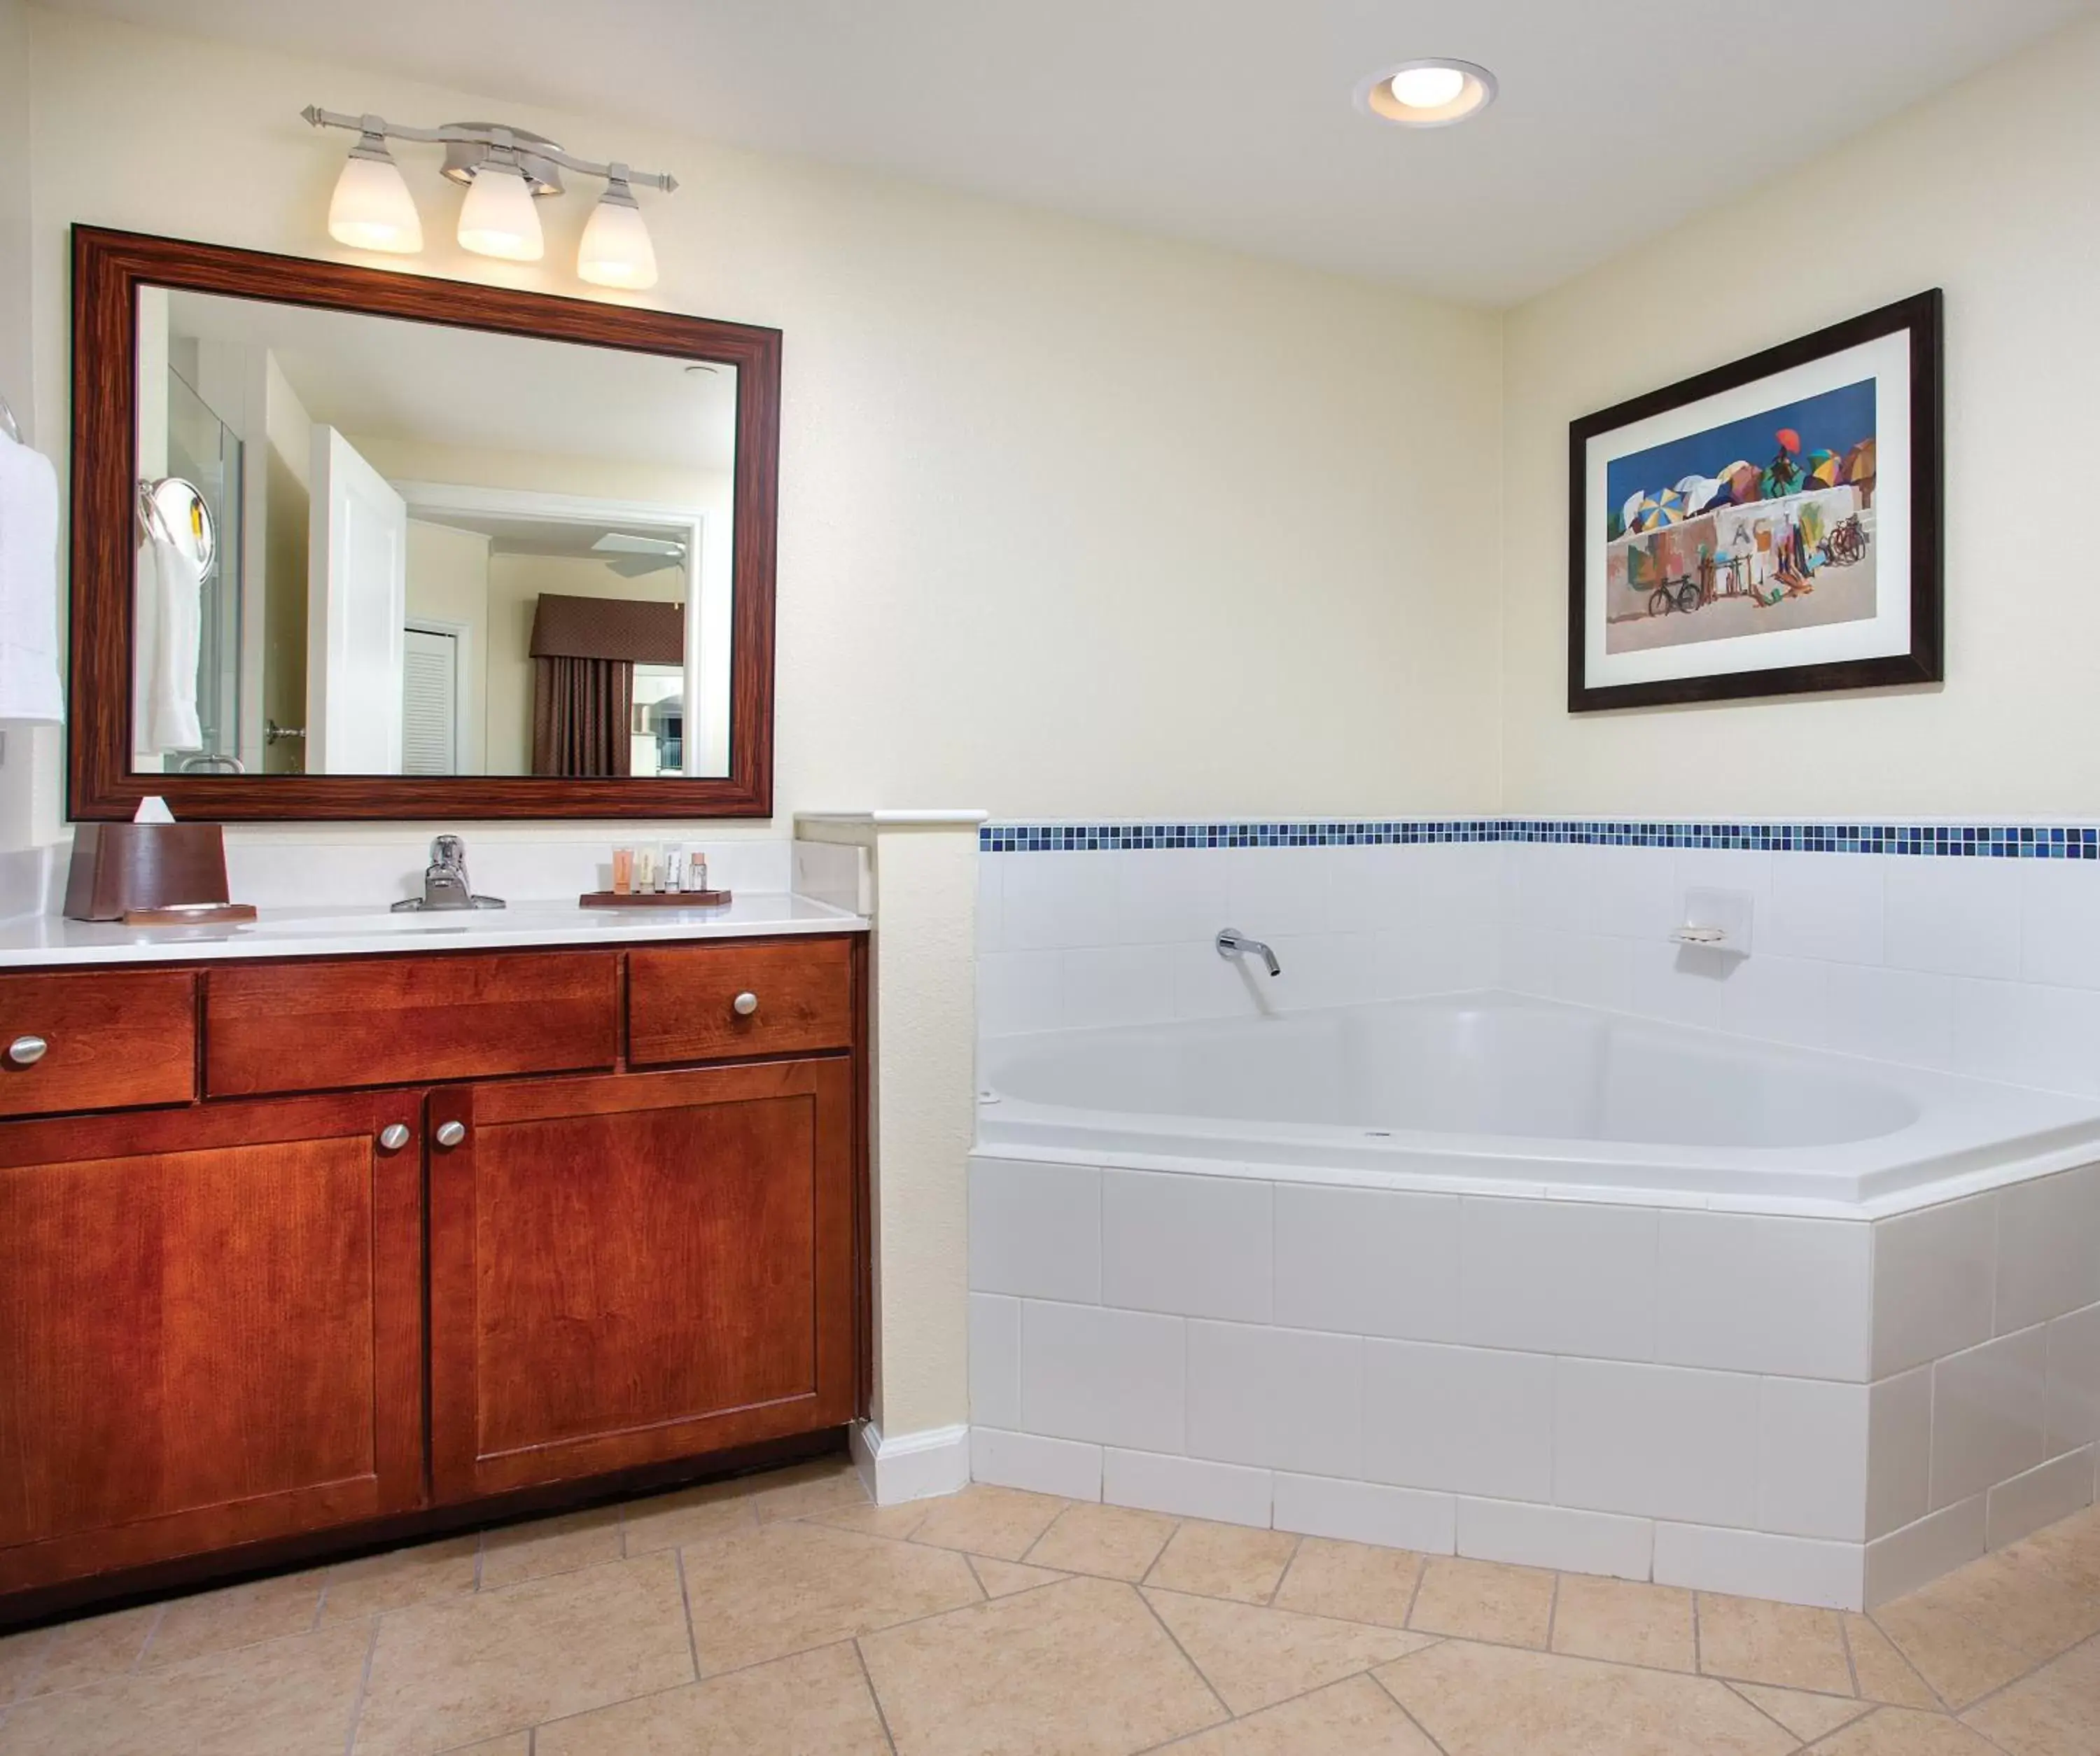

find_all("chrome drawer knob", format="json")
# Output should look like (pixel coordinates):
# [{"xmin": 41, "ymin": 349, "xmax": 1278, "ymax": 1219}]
[
  {"xmin": 435, "ymin": 1120, "xmax": 468, "ymax": 1148},
  {"xmin": 6, "ymin": 1035, "xmax": 47, "ymax": 1066},
  {"xmin": 733, "ymin": 991, "xmax": 760, "ymax": 1017},
  {"xmin": 377, "ymin": 1123, "xmax": 412, "ymax": 1153}
]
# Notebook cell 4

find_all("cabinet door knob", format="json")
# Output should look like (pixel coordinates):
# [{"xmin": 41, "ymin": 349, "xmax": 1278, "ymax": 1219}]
[
  {"xmin": 377, "ymin": 1122, "xmax": 412, "ymax": 1152},
  {"xmin": 6, "ymin": 1035, "xmax": 47, "ymax": 1066},
  {"xmin": 434, "ymin": 1120, "xmax": 468, "ymax": 1148},
  {"xmin": 733, "ymin": 991, "xmax": 760, "ymax": 1017}
]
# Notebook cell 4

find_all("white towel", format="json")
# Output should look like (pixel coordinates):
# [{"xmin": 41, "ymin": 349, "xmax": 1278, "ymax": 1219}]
[
  {"xmin": 134, "ymin": 526, "xmax": 203, "ymax": 753},
  {"xmin": 0, "ymin": 430, "xmax": 63, "ymax": 723}
]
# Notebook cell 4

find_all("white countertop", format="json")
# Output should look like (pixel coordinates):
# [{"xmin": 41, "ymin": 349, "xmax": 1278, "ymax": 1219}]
[{"xmin": 0, "ymin": 893, "xmax": 868, "ymax": 968}]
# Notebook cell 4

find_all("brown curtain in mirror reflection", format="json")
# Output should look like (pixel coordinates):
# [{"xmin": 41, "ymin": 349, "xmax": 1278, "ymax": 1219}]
[{"xmin": 528, "ymin": 594, "xmax": 685, "ymax": 779}]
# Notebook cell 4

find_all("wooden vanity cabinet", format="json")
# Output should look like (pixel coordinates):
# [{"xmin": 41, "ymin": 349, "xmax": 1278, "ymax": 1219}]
[{"xmin": 0, "ymin": 931, "xmax": 866, "ymax": 1613}]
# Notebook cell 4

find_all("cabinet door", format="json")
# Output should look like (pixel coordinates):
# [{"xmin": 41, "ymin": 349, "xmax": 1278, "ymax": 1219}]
[
  {"xmin": 0, "ymin": 1093, "xmax": 426, "ymax": 1594},
  {"xmin": 429, "ymin": 1060, "xmax": 856, "ymax": 1499}
]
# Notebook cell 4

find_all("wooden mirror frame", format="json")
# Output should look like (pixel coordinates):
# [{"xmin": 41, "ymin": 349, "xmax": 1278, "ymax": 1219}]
[{"xmin": 69, "ymin": 226, "xmax": 779, "ymax": 820}]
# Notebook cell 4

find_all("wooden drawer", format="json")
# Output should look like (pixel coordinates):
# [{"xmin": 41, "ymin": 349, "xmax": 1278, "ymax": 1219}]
[
  {"xmin": 0, "ymin": 969, "xmax": 196, "ymax": 1117},
  {"xmin": 206, "ymin": 952, "xmax": 617, "ymax": 1097},
  {"xmin": 627, "ymin": 937, "xmax": 854, "ymax": 1066}
]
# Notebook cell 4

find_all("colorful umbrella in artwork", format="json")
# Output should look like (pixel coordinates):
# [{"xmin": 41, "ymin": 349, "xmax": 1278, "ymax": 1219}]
[
  {"xmin": 1674, "ymin": 473, "xmax": 1725, "ymax": 515},
  {"xmin": 1842, "ymin": 438, "xmax": 1876, "ymax": 485},
  {"xmin": 1634, "ymin": 487, "xmax": 1686, "ymax": 530},
  {"xmin": 1718, "ymin": 461, "xmax": 1762, "ymax": 505},
  {"xmin": 1807, "ymin": 449, "xmax": 1841, "ymax": 487}
]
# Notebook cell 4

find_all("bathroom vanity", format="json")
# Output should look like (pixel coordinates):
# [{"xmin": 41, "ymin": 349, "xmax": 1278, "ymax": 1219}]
[{"xmin": 0, "ymin": 903, "xmax": 867, "ymax": 1617}]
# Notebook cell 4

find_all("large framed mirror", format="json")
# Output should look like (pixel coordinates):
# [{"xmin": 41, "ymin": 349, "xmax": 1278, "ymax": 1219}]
[{"xmin": 68, "ymin": 227, "xmax": 778, "ymax": 819}]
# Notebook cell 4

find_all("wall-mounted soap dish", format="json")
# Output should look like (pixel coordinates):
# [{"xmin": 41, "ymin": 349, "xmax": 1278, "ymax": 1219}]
[{"xmin": 1673, "ymin": 887, "xmax": 1751, "ymax": 957}]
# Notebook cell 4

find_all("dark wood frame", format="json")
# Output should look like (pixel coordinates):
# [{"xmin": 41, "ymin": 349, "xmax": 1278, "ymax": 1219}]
[
  {"xmin": 69, "ymin": 225, "xmax": 781, "ymax": 819},
  {"xmin": 1567, "ymin": 289, "xmax": 1943, "ymax": 713}
]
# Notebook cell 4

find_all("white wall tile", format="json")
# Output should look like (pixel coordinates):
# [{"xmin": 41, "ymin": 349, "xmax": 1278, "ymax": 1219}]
[
  {"xmin": 1986, "ymin": 1448, "xmax": 2095, "ymax": 1551},
  {"xmin": 1101, "ymin": 1170, "xmax": 1272, "ymax": 1322},
  {"xmin": 977, "ymin": 949, "xmax": 1063, "ymax": 1038},
  {"xmin": 1274, "ymin": 1185, "xmax": 1461, "ymax": 1343},
  {"xmin": 1718, "ymin": 953, "xmax": 1830, "ymax": 1050},
  {"xmin": 2022, "ymin": 860, "xmax": 2100, "ymax": 991},
  {"xmin": 1867, "ymin": 1367, "xmax": 1933, "ymax": 1540},
  {"xmin": 1326, "ymin": 843, "xmax": 1415, "ymax": 935},
  {"xmin": 1226, "ymin": 846, "xmax": 1333, "ymax": 937},
  {"xmin": 1672, "ymin": 848, "xmax": 1774, "ymax": 926},
  {"xmin": 1460, "ymin": 1197, "xmax": 1657, "ymax": 1361},
  {"xmin": 1931, "ymin": 1325, "xmax": 2047, "ymax": 1510},
  {"xmin": 1000, "ymin": 851, "xmax": 1121, "ymax": 951},
  {"xmin": 1021, "ymin": 1301, "xmax": 1184, "ymax": 1453},
  {"xmin": 1553, "ymin": 1360, "xmax": 1760, "ymax": 1528},
  {"xmin": 1871, "ymin": 1194, "xmax": 1997, "ymax": 1377},
  {"xmin": 968, "ymin": 1293, "xmax": 1022, "ymax": 1430},
  {"xmin": 1628, "ymin": 939, "xmax": 1730, "ymax": 1033},
  {"xmin": 1455, "ymin": 1498, "xmax": 1653, "ymax": 1580},
  {"xmin": 2045, "ymin": 1303, "xmax": 2100, "ymax": 1450},
  {"xmin": 1058, "ymin": 945, "xmax": 1178, "ymax": 1029},
  {"xmin": 1499, "ymin": 928, "xmax": 1634, "ymax": 1013},
  {"xmin": 1363, "ymin": 1340, "xmax": 1554, "ymax": 1503},
  {"xmin": 969, "ymin": 1157, "xmax": 1102, "ymax": 1303},
  {"xmin": 975, "ymin": 854, "xmax": 1005, "ymax": 952},
  {"xmin": 1511, "ymin": 841, "xmax": 1597, "ymax": 938},
  {"xmin": 1884, "ymin": 860, "xmax": 2024, "ymax": 980},
  {"xmin": 1273, "ymin": 1473, "xmax": 1455, "ymax": 1553},
  {"xmin": 1418, "ymin": 842, "xmax": 1503, "ymax": 936},
  {"xmin": 1995, "ymin": 1165, "xmax": 2100, "ymax": 1334},
  {"xmin": 971, "ymin": 1428, "xmax": 1103, "ymax": 1500},
  {"xmin": 1113, "ymin": 847, "xmax": 1229, "ymax": 947},
  {"xmin": 1656, "ymin": 1213, "xmax": 1871, "ymax": 1381},
  {"xmin": 1103, "ymin": 1449, "xmax": 1272, "ymax": 1527},
  {"xmin": 1654, "ymin": 1523, "xmax": 1863, "ymax": 1611},
  {"xmin": 1821, "ymin": 964, "xmax": 1954, "ymax": 1071},
  {"xmin": 1186, "ymin": 1321, "xmax": 1362, "ymax": 1477},
  {"xmin": 1863, "ymin": 1497, "xmax": 1986, "ymax": 1607},
  {"xmin": 1947, "ymin": 977, "xmax": 2100, "ymax": 1098},
  {"xmin": 1264, "ymin": 933, "xmax": 1380, "ymax": 1011},
  {"xmin": 1768, "ymin": 852, "xmax": 1884, "ymax": 965},
  {"xmin": 1758, "ymin": 1378, "xmax": 1870, "ymax": 1542},
  {"xmin": 1373, "ymin": 919, "xmax": 1497, "ymax": 1000},
  {"xmin": 1588, "ymin": 844, "xmax": 1679, "ymax": 942}
]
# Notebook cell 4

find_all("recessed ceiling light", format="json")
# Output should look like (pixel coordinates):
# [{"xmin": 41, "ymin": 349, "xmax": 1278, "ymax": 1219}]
[{"xmin": 1357, "ymin": 58, "xmax": 1498, "ymax": 128}]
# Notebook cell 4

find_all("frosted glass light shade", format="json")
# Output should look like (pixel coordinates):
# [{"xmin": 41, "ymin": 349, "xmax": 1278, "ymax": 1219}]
[
  {"xmin": 456, "ymin": 160, "xmax": 544, "ymax": 261},
  {"xmin": 328, "ymin": 151, "xmax": 423, "ymax": 253},
  {"xmin": 1390, "ymin": 66, "xmax": 1465, "ymax": 108},
  {"xmin": 577, "ymin": 186, "xmax": 658, "ymax": 289}
]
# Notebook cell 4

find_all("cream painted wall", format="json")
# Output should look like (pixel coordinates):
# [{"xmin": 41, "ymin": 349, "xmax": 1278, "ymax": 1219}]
[
  {"xmin": 1499, "ymin": 13, "xmax": 2100, "ymax": 819},
  {"xmin": 13, "ymin": 5, "xmax": 1504, "ymax": 856},
  {"xmin": 404, "ymin": 520, "xmax": 491, "ymax": 774}
]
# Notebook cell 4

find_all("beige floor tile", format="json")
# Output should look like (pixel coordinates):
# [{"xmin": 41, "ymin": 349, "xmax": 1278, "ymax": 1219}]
[
  {"xmin": 1962, "ymin": 1632, "xmax": 2100, "ymax": 1756},
  {"xmin": 1163, "ymin": 1673, "xmax": 1440, "ymax": 1755},
  {"xmin": 536, "ymin": 1640, "xmax": 890, "ymax": 1755},
  {"xmin": 1900, "ymin": 1542, "xmax": 2100, "ymax": 1662},
  {"xmin": 140, "ymin": 1570, "xmax": 325, "ymax": 1668},
  {"xmin": 2, "ymin": 1604, "xmax": 156, "ymax": 1700},
  {"xmin": 1023, "ymin": 1503, "xmax": 1175, "ymax": 1580},
  {"xmin": 1270, "ymin": 1538, "xmax": 1424, "ymax": 1629},
  {"xmin": 1143, "ymin": 1521, "xmax": 1298, "ymax": 1604},
  {"xmin": 351, "ymin": 1553, "xmax": 694, "ymax": 1756},
  {"xmin": 1695, "ymin": 1592, "xmax": 1853, "ymax": 1694},
  {"xmin": 682, "ymin": 1518, "xmax": 981, "ymax": 1673},
  {"xmin": 1549, "ymin": 1575, "xmax": 1695, "ymax": 1672},
  {"xmin": 972, "ymin": 1556, "xmax": 1067, "ymax": 1597},
  {"xmin": 803, "ymin": 1499, "xmax": 934, "ymax": 1540},
  {"xmin": 622, "ymin": 1479, "xmax": 760, "ymax": 1555},
  {"xmin": 479, "ymin": 1505, "xmax": 624, "ymax": 1589},
  {"xmin": 746, "ymin": 1456, "xmax": 869, "ymax": 1523},
  {"xmin": 0, "ymin": 1622, "xmax": 370, "ymax": 1756},
  {"xmin": 2006, "ymin": 1505, "xmax": 2100, "ymax": 1596},
  {"xmin": 1375, "ymin": 1638, "xmax": 1796, "ymax": 1756},
  {"xmin": 0, "ymin": 1629, "xmax": 47, "ymax": 1705},
  {"xmin": 322, "ymin": 1535, "xmax": 481, "ymax": 1622},
  {"xmin": 1143, "ymin": 1586, "xmax": 1432, "ymax": 1715},
  {"xmin": 860, "ymin": 1574, "xmax": 1224, "ymax": 1756},
  {"xmin": 440, "ymin": 1738, "xmax": 532, "ymax": 1755},
  {"xmin": 1872, "ymin": 1595, "xmax": 2037, "ymax": 1710},
  {"xmin": 1406, "ymin": 1557, "xmax": 1554, "ymax": 1647},
  {"xmin": 1813, "ymin": 1705, "xmax": 2001, "ymax": 1753},
  {"xmin": 1730, "ymin": 1680, "xmax": 1872, "ymax": 1741},
  {"xmin": 1843, "ymin": 1611, "xmax": 1940, "ymax": 1708},
  {"xmin": 910, "ymin": 1484, "xmax": 1068, "ymax": 1561}
]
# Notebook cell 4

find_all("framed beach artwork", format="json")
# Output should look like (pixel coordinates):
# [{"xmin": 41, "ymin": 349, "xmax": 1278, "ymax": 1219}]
[{"xmin": 1568, "ymin": 291, "xmax": 1943, "ymax": 712}]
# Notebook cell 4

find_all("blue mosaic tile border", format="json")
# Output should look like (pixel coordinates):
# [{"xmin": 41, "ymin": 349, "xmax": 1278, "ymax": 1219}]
[{"xmin": 980, "ymin": 819, "xmax": 2100, "ymax": 858}]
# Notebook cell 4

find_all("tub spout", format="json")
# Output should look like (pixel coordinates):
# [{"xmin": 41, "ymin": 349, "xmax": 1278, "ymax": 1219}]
[{"xmin": 1216, "ymin": 928, "xmax": 1281, "ymax": 977}]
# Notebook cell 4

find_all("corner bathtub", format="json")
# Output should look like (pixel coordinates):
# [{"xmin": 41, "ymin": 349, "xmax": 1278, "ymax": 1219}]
[{"xmin": 976, "ymin": 991, "xmax": 2100, "ymax": 1215}]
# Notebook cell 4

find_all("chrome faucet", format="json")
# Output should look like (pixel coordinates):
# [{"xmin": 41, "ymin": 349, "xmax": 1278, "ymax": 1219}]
[
  {"xmin": 392, "ymin": 835, "xmax": 507, "ymax": 912},
  {"xmin": 1215, "ymin": 928, "xmax": 1282, "ymax": 977}
]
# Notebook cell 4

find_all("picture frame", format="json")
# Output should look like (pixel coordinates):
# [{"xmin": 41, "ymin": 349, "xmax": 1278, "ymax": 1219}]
[{"xmin": 1567, "ymin": 290, "xmax": 1942, "ymax": 713}]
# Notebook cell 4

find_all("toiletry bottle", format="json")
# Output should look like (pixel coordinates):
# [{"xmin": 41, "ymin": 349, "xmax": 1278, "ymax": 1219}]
[
  {"xmin": 612, "ymin": 848, "xmax": 632, "ymax": 895},
  {"xmin": 687, "ymin": 850, "xmax": 708, "ymax": 893},
  {"xmin": 665, "ymin": 844, "xmax": 685, "ymax": 893}
]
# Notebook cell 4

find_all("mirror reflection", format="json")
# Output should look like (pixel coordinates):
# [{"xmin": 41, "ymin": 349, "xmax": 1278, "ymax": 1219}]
[{"xmin": 133, "ymin": 290, "xmax": 736, "ymax": 778}]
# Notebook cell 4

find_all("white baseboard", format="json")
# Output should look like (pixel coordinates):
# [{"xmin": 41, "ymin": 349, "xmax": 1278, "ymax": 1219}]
[{"xmin": 850, "ymin": 1420, "xmax": 972, "ymax": 1505}]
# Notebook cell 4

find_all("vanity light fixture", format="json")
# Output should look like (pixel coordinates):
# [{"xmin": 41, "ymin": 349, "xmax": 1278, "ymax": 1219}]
[
  {"xmin": 302, "ymin": 108, "xmax": 676, "ymax": 287},
  {"xmin": 1356, "ymin": 58, "xmax": 1498, "ymax": 127}
]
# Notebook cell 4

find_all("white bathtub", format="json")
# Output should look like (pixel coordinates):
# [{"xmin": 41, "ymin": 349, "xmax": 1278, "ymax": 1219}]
[{"xmin": 978, "ymin": 991, "xmax": 2100, "ymax": 1214}]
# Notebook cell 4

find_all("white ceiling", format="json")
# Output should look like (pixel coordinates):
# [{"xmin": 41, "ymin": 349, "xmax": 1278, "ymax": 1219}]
[
  {"xmin": 54, "ymin": 0, "xmax": 2097, "ymax": 302},
  {"xmin": 167, "ymin": 290, "xmax": 738, "ymax": 471}
]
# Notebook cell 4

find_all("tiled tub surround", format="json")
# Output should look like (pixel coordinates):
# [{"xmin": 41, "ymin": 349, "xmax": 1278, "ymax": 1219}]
[{"xmin": 970, "ymin": 821, "xmax": 2100, "ymax": 1609}]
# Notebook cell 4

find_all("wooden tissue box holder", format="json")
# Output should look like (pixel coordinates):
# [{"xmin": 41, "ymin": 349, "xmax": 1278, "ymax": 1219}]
[{"xmin": 64, "ymin": 822, "xmax": 234, "ymax": 921}]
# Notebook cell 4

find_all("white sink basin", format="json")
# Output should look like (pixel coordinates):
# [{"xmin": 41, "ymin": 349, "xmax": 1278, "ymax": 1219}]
[{"xmin": 239, "ymin": 906, "xmax": 608, "ymax": 938}]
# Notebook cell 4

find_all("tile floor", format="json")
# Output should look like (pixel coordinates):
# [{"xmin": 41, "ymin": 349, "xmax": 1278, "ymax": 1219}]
[{"xmin": 1, "ymin": 1457, "xmax": 2097, "ymax": 1753}]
